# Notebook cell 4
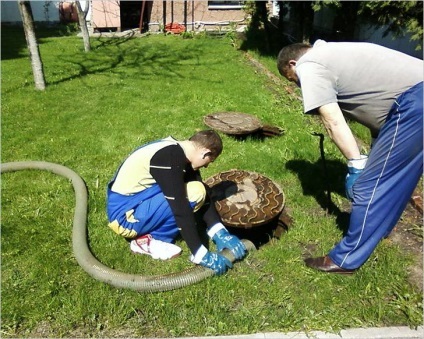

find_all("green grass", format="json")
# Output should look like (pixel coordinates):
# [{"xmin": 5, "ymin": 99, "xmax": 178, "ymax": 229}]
[{"xmin": 1, "ymin": 25, "xmax": 422, "ymax": 338}]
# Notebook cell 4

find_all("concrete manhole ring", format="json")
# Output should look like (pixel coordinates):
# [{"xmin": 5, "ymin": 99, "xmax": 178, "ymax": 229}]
[
  {"xmin": 204, "ymin": 112, "xmax": 262, "ymax": 135},
  {"xmin": 205, "ymin": 170, "xmax": 285, "ymax": 228}
]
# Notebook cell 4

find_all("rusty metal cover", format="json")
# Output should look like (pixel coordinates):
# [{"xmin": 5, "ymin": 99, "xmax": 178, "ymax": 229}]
[
  {"xmin": 205, "ymin": 170, "xmax": 285, "ymax": 228},
  {"xmin": 204, "ymin": 112, "xmax": 262, "ymax": 135}
]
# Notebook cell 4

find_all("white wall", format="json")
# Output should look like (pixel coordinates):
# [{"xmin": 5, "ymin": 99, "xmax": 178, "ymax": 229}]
[
  {"xmin": 311, "ymin": 6, "xmax": 422, "ymax": 59},
  {"xmin": 2, "ymin": 1, "xmax": 60, "ymax": 23},
  {"xmin": 358, "ymin": 24, "xmax": 422, "ymax": 59}
]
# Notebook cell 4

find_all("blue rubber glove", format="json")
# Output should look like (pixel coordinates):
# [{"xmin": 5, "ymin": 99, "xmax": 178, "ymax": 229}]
[
  {"xmin": 212, "ymin": 228, "xmax": 247, "ymax": 260},
  {"xmin": 345, "ymin": 155, "xmax": 368, "ymax": 201},
  {"xmin": 199, "ymin": 251, "xmax": 233, "ymax": 275}
]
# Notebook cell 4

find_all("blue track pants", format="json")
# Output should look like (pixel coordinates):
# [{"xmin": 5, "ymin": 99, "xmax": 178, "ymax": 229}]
[
  {"xmin": 107, "ymin": 182, "xmax": 205, "ymax": 243},
  {"xmin": 329, "ymin": 82, "xmax": 423, "ymax": 269}
]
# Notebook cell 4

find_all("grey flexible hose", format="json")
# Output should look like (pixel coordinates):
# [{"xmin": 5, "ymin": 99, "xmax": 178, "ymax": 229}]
[{"xmin": 1, "ymin": 161, "xmax": 256, "ymax": 292}]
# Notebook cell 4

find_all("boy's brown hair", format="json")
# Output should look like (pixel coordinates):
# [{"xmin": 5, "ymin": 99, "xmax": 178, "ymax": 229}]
[{"xmin": 189, "ymin": 130, "xmax": 223, "ymax": 159}]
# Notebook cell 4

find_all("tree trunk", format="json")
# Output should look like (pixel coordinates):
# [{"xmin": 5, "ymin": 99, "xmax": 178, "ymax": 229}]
[
  {"xmin": 18, "ymin": 0, "xmax": 46, "ymax": 90},
  {"xmin": 290, "ymin": 2, "xmax": 314, "ymax": 44},
  {"xmin": 301, "ymin": 3, "xmax": 314, "ymax": 43},
  {"xmin": 277, "ymin": 1, "xmax": 287, "ymax": 39},
  {"xmin": 333, "ymin": 1, "xmax": 360, "ymax": 41},
  {"xmin": 75, "ymin": 1, "xmax": 91, "ymax": 52},
  {"xmin": 255, "ymin": 1, "xmax": 270, "ymax": 53}
]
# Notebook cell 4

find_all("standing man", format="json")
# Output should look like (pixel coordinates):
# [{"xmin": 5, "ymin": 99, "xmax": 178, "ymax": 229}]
[
  {"xmin": 277, "ymin": 40, "xmax": 423, "ymax": 274},
  {"xmin": 107, "ymin": 130, "xmax": 246, "ymax": 275}
]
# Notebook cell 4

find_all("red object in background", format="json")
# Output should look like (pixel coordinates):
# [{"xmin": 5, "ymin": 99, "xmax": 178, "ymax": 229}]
[{"xmin": 165, "ymin": 23, "xmax": 186, "ymax": 34}]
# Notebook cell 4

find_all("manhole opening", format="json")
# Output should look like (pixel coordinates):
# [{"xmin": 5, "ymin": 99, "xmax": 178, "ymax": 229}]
[{"xmin": 205, "ymin": 169, "xmax": 289, "ymax": 247}]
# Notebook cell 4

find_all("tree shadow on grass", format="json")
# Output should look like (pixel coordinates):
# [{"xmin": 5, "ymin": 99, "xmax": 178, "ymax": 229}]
[
  {"xmin": 3, "ymin": 29, "xmax": 226, "ymax": 94},
  {"xmin": 45, "ymin": 37, "xmax": 229, "ymax": 88},
  {"xmin": 1, "ymin": 25, "xmax": 27, "ymax": 61},
  {"xmin": 285, "ymin": 158, "xmax": 351, "ymax": 235},
  {"xmin": 2, "ymin": 23, "xmax": 226, "ymax": 89}
]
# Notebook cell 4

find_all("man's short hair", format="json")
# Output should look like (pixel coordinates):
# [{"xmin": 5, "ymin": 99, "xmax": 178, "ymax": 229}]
[
  {"xmin": 189, "ymin": 130, "xmax": 223, "ymax": 159},
  {"xmin": 277, "ymin": 43, "xmax": 311, "ymax": 75}
]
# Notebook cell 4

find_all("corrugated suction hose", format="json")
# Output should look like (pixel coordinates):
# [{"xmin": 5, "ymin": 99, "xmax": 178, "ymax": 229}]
[{"xmin": 1, "ymin": 161, "xmax": 256, "ymax": 292}]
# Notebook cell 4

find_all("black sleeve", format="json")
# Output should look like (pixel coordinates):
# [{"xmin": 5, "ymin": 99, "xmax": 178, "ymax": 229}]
[
  {"xmin": 150, "ymin": 145, "xmax": 204, "ymax": 255},
  {"xmin": 185, "ymin": 167, "xmax": 222, "ymax": 228}
]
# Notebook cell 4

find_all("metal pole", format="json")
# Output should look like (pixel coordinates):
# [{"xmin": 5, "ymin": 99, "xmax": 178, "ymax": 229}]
[
  {"xmin": 312, "ymin": 132, "xmax": 331, "ymax": 214},
  {"xmin": 184, "ymin": 0, "xmax": 187, "ymax": 31},
  {"xmin": 191, "ymin": 0, "xmax": 194, "ymax": 31},
  {"xmin": 163, "ymin": 0, "xmax": 166, "ymax": 32},
  {"xmin": 139, "ymin": 1, "xmax": 146, "ymax": 33}
]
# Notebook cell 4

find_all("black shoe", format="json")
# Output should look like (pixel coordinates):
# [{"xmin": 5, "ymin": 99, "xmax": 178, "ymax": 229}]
[{"xmin": 304, "ymin": 256, "xmax": 356, "ymax": 275}]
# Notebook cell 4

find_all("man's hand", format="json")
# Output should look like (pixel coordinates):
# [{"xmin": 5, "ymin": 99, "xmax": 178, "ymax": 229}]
[
  {"xmin": 212, "ymin": 228, "xmax": 246, "ymax": 260},
  {"xmin": 345, "ymin": 155, "xmax": 368, "ymax": 200}
]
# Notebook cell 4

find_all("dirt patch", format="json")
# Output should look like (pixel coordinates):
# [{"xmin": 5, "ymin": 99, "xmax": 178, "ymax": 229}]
[
  {"xmin": 244, "ymin": 52, "xmax": 302, "ymax": 102},
  {"xmin": 388, "ymin": 189, "xmax": 423, "ymax": 291}
]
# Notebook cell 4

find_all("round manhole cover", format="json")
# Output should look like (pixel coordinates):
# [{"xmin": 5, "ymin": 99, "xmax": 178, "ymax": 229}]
[
  {"xmin": 204, "ymin": 112, "xmax": 262, "ymax": 135},
  {"xmin": 205, "ymin": 170, "xmax": 285, "ymax": 228}
]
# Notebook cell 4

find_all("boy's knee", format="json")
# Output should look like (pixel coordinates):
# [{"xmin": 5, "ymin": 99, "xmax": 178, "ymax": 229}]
[{"xmin": 186, "ymin": 181, "xmax": 206, "ymax": 212}]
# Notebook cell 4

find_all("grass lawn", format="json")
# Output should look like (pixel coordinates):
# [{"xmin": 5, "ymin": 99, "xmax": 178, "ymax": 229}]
[{"xmin": 1, "ymin": 25, "xmax": 422, "ymax": 338}]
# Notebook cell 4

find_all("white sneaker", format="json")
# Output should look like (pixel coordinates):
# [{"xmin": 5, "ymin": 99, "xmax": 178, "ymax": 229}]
[{"xmin": 130, "ymin": 234, "xmax": 182, "ymax": 260}]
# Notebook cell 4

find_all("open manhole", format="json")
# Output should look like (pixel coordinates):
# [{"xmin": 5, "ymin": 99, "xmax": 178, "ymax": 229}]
[
  {"xmin": 205, "ymin": 170, "xmax": 285, "ymax": 228},
  {"xmin": 204, "ymin": 112, "xmax": 283, "ymax": 137}
]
